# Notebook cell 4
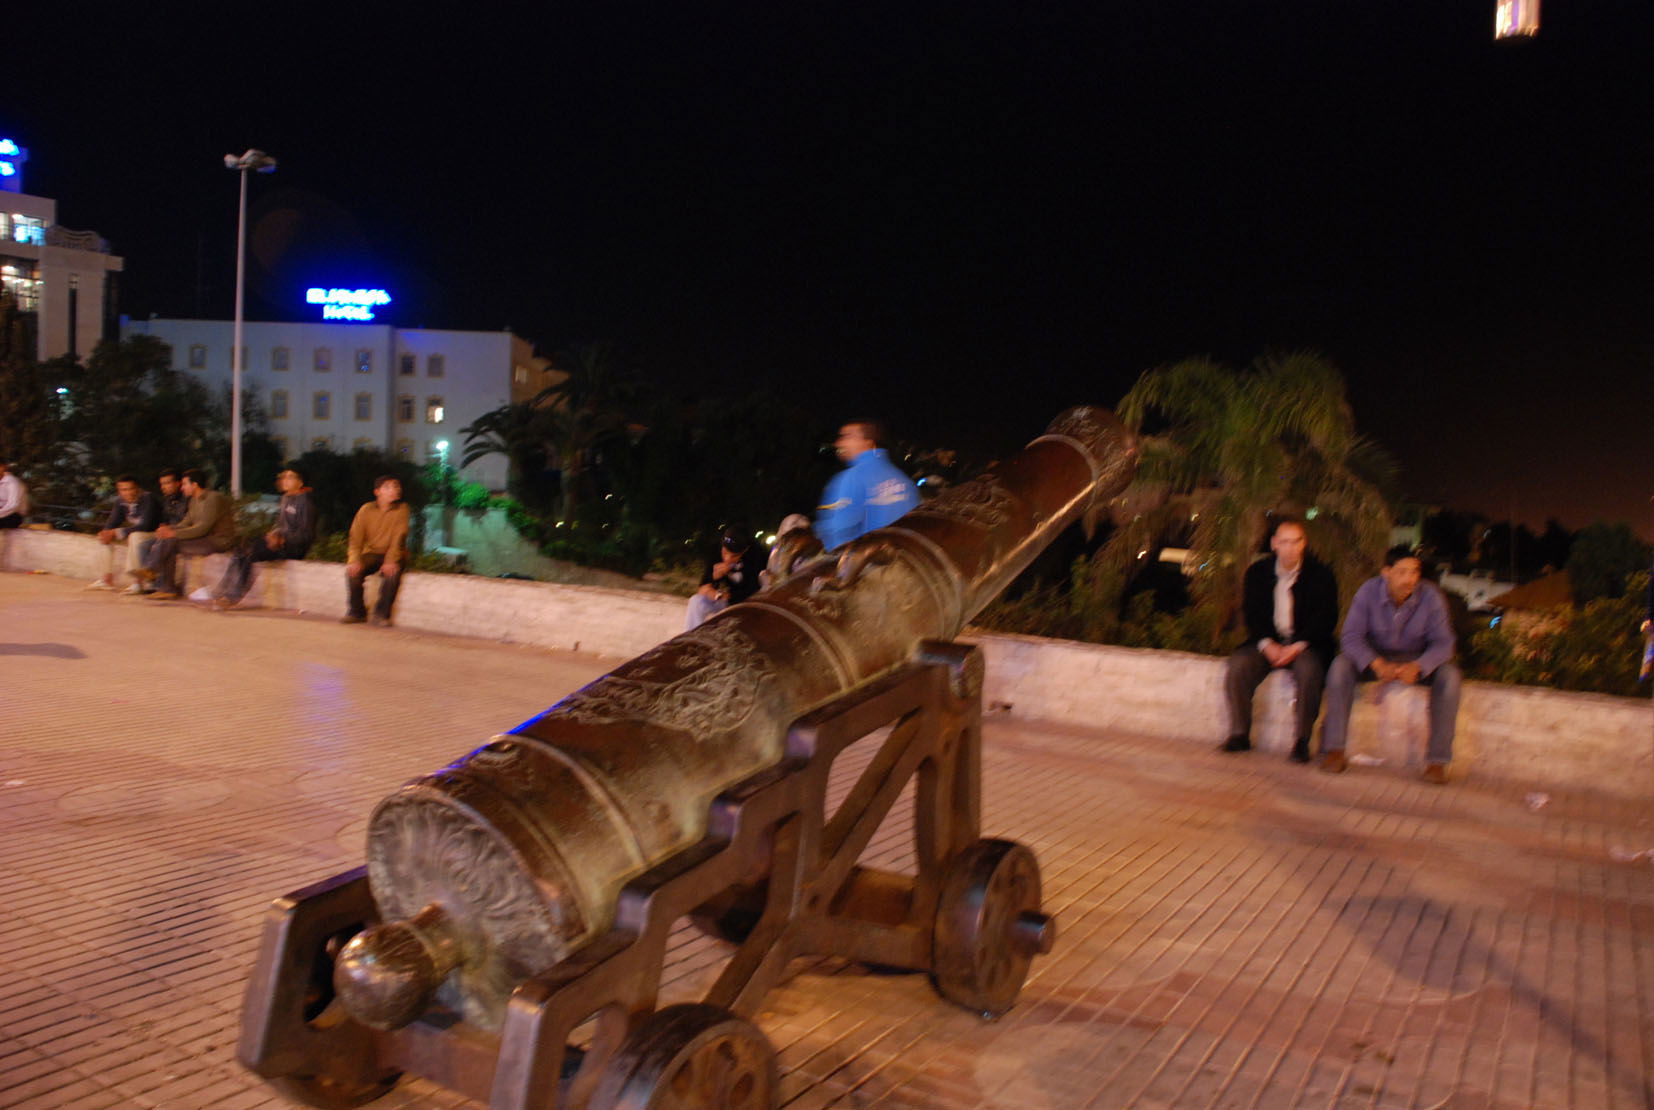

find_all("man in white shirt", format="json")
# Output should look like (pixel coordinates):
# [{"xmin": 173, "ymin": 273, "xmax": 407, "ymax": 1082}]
[{"xmin": 0, "ymin": 460, "xmax": 29, "ymax": 529}]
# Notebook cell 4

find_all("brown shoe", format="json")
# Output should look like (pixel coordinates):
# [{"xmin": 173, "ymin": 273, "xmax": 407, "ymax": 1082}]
[
  {"xmin": 1421, "ymin": 763, "xmax": 1449, "ymax": 785},
  {"xmin": 1320, "ymin": 750, "xmax": 1348, "ymax": 774},
  {"xmin": 340, "ymin": 614, "xmax": 367, "ymax": 624},
  {"xmin": 146, "ymin": 591, "xmax": 180, "ymax": 601}
]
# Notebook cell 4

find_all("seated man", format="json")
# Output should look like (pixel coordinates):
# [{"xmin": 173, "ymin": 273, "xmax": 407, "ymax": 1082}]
[
  {"xmin": 0, "ymin": 459, "xmax": 28, "ymax": 529},
  {"xmin": 1319, "ymin": 545, "xmax": 1461, "ymax": 783},
  {"xmin": 686, "ymin": 529, "xmax": 766, "ymax": 630},
  {"xmin": 213, "ymin": 466, "xmax": 317, "ymax": 610},
  {"xmin": 128, "ymin": 469, "xmax": 189, "ymax": 594},
  {"xmin": 1220, "ymin": 517, "xmax": 1339, "ymax": 763},
  {"xmin": 137, "ymin": 469, "xmax": 236, "ymax": 600},
  {"xmin": 88, "ymin": 475, "xmax": 162, "ymax": 591},
  {"xmin": 343, "ymin": 476, "xmax": 410, "ymax": 627}
]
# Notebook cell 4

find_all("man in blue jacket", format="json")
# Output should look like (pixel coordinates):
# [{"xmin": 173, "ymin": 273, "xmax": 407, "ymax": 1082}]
[
  {"xmin": 815, "ymin": 419, "xmax": 919, "ymax": 551},
  {"xmin": 1319, "ymin": 545, "xmax": 1461, "ymax": 783}
]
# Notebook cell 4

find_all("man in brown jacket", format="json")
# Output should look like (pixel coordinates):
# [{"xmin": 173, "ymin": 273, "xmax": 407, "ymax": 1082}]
[
  {"xmin": 343, "ymin": 475, "xmax": 411, "ymax": 626},
  {"xmin": 139, "ymin": 469, "xmax": 236, "ymax": 600}
]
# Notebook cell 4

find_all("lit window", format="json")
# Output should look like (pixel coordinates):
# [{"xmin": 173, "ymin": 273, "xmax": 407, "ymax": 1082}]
[
  {"xmin": 397, "ymin": 394, "xmax": 415, "ymax": 423},
  {"xmin": 354, "ymin": 392, "xmax": 372, "ymax": 421},
  {"xmin": 271, "ymin": 390, "xmax": 289, "ymax": 419},
  {"xmin": 7, "ymin": 214, "xmax": 45, "ymax": 245},
  {"xmin": 272, "ymin": 346, "xmax": 290, "ymax": 371},
  {"xmin": 0, "ymin": 262, "xmax": 40, "ymax": 311},
  {"xmin": 426, "ymin": 397, "xmax": 444, "ymax": 424},
  {"xmin": 188, "ymin": 344, "xmax": 206, "ymax": 369},
  {"xmin": 313, "ymin": 391, "xmax": 331, "ymax": 420},
  {"xmin": 355, "ymin": 348, "xmax": 373, "ymax": 374},
  {"xmin": 399, "ymin": 353, "xmax": 416, "ymax": 376},
  {"xmin": 513, "ymin": 365, "xmax": 529, "ymax": 385},
  {"xmin": 314, "ymin": 347, "xmax": 331, "ymax": 372},
  {"xmin": 428, "ymin": 354, "xmax": 445, "ymax": 378}
]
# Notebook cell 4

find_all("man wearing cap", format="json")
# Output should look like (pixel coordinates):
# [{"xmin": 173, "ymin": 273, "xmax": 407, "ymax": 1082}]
[
  {"xmin": 815, "ymin": 419, "xmax": 920, "ymax": 551},
  {"xmin": 685, "ymin": 529, "xmax": 766, "ymax": 630}
]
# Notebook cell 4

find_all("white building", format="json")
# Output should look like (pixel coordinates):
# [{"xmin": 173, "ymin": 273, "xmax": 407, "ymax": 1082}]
[
  {"xmin": 1, "ymin": 137, "xmax": 125, "ymax": 360},
  {"xmin": 121, "ymin": 316, "xmax": 550, "ymax": 491}
]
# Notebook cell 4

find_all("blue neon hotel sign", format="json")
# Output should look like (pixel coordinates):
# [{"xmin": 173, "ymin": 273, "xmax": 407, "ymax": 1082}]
[
  {"xmin": 307, "ymin": 287, "xmax": 391, "ymax": 321},
  {"xmin": 0, "ymin": 138, "xmax": 25, "ymax": 193}
]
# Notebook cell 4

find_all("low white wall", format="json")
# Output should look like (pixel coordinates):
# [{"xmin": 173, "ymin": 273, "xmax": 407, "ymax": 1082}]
[
  {"xmin": 7, "ymin": 529, "xmax": 1649, "ymax": 797},
  {"xmin": 972, "ymin": 633, "xmax": 1654, "ymax": 797}
]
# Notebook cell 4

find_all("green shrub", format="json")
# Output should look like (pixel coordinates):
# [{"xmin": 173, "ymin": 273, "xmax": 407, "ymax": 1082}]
[{"xmin": 1468, "ymin": 571, "xmax": 1648, "ymax": 698}]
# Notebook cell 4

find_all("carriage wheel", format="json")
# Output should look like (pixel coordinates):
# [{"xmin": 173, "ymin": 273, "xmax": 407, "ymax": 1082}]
[
  {"xmin": 931, "ymin": 838, "xmax": 1053, "ymax": 1017},
  {"xmin": 592, "ymin": 1003, "xmax": 777, "ymax": 1109}
]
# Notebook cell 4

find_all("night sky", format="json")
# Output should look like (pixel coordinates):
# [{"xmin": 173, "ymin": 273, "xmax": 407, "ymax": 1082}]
[{"xmin": 8, "ymin": 1, "xmax": 1652, "ymax": 536}]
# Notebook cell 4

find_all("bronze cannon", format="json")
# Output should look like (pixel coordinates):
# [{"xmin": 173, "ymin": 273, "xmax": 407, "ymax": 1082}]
[{"xmin": 240, "ymin": 406, "xmax": 1137, "ymax": 1108}]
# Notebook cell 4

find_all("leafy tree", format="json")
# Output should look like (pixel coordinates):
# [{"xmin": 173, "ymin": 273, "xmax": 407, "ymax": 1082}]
[
  {"xmin": 0, "ymin": 292, "xmax": 56, "ymax": 480},
  {"xmin": 461, "ymin": 342, "xmax": 639, "ymax": 521},
  {"xmin": 1565, "ymin": 522, "xmax": 1652, "ymax": 604},
  {"xmin": 1090, "ymin": 351, "xmax": 1395, "ymax": 651},
  {"xmin": 288, "ymin": 445, "xmax": 432, "ymax": 544},
  {"xmin": 1420, "ymin": 509, "xmax": 1486, "ymax": 570}
]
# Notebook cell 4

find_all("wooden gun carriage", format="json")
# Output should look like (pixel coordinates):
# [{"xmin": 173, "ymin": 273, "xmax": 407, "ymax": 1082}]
[{"xmin": 238, "ymin": 407, "xmax": 1137, "ymax": 1108}]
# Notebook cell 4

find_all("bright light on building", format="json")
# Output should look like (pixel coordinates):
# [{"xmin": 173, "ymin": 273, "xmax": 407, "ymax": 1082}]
[{"xmin": 1495, "ymin": 0, "xmax": 1539, "ymax": 39}]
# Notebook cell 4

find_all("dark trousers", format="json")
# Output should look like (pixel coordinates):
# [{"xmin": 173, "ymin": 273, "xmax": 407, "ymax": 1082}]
[
  {"xmin": 217, "ymin": 536, "xmax": 305, "ymax": 604},
  {"xmin": 1224, "ymin": 645, "xmax": 1327, "ymax": 741},
  {"xmin": 146, "ymin": 536, "xmax": 225, "ymax": 593},
  {"xmin": 347, "ymin": 552, "xmax": 402, "ymax": 618}
]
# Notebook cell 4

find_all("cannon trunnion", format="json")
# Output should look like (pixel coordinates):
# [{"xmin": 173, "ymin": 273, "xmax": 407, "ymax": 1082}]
[{"xmin": 239, "ymin": 408, "xmax": 1136, "ymax": 1108}]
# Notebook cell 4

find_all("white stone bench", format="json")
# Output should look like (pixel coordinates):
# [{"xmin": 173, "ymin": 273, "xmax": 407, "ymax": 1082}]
[{"xmin": 1252, "ymin": 669, "xmax": 1434, "ymax": 768}]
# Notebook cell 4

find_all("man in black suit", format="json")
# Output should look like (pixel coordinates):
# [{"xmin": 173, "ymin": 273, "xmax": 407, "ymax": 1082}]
[{"xmin": 1220, "ymin": 517, "xmax": 1340, "ymax": 763}]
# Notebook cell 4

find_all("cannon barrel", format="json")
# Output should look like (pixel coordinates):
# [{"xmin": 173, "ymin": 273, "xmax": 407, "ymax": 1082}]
[{"xmin": 336, "ymin": 406, "xmax": 1137, "ymax": 1033}]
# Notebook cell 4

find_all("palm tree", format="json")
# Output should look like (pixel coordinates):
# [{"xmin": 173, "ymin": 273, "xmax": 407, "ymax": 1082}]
[
  {"xmin": 1093, "ymin": 351, "xmax": 1395, "ymax": 649},
  {"xmin": 461, "ymin": 342, "xmax": 639, "ymax": 519}
]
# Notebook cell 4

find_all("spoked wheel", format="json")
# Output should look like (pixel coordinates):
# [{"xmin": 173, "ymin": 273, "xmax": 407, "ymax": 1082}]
[
  {"xmin": 592, "ymin": 1003, "xmax": 778, "ymax": 1109},
  {"xmin": 931, "ymin": 838, "xmax": 1055, "ymax": 1017}
]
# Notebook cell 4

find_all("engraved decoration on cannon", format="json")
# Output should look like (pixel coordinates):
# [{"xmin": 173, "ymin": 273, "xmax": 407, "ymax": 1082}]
[{"xmin": 238, "ymin": 406, "xmax": 1138, "ymax": 1109}]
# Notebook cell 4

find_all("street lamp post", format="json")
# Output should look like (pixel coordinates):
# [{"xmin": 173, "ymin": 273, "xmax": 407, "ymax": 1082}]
[{"xmin": 223, "ymin": 149, "xmax": 277, "ymax": 497}]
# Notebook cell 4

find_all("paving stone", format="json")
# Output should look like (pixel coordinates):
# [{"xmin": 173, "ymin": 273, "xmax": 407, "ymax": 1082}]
[{"xmin": 3, "ymin": 571, "xmax": 1652, "ymax": 1108}]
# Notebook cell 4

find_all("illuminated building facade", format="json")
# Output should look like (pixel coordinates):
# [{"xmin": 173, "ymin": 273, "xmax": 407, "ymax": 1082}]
[
  {"xmin": 121, "ymin": 316, "xmax": 552, "ymax": 490},
  {"xmin": 1, "ymin": 137, "xmax": 126, "ymax": 359},
  {"xmin": 1495, "ymin": 0, "xmax": 1540, "ymax": 39}
]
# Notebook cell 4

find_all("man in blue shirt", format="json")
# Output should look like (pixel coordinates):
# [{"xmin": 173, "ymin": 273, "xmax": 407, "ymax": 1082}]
[
  {"xmin": 1319, "ymin": 545, "xmax": 1461, "ymax": 783},
  {"xmin": 815, "ymin": 419, "xmax": 920, "ymax": 551}
]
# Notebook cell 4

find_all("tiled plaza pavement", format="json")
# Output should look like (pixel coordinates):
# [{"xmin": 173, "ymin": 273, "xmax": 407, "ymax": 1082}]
[{"xmin": 2, "ymin": 570, "xmax": 1652, "ymax": 1109}]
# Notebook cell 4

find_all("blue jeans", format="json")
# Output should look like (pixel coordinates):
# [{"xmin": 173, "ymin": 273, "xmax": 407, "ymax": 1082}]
[{"xmin": 1320, "ymin": 654, "xmax": 1462, "ymax": 764}]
